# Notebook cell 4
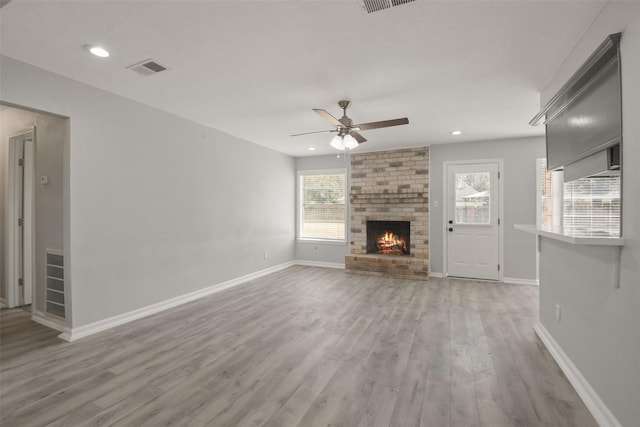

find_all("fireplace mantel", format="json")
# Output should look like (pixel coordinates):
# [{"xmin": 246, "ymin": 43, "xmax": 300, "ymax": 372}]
[
  {"xmin": 350, "ymin": 192, "xmax": 427, "ymax": 204},
  {"xmin": 364, "ymin": 215, "xmax": 416, "ymax": 222}
]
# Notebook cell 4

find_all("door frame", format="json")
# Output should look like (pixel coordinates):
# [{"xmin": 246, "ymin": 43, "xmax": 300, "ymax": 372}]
[
  {"xmin": 443, "ymin": 159, "xmax": 504, "ymax": 281},
  {"xmin": 6, "ymin": 128, "xmax": 36, "ymax": 308}
]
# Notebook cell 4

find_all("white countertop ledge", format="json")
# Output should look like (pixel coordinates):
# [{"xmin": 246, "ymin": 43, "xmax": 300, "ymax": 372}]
[{"xmin": 514, "ymin": 224, "xmax": 625, "ymax": 246}]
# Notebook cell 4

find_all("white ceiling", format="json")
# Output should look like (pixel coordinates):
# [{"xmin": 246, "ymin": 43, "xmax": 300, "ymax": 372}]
[{"xmin": 0, "ymin": 0, "xmax": 606, "ymax": 157}]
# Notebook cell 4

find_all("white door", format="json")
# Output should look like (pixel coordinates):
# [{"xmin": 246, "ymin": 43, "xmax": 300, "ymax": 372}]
[
  {"xmin": 445, "ymin": 161, "xmax": 501, "ymax": 280},
  {"xmin": 7, "ymin": 130, "xmax": 34, "ymax": 307}
]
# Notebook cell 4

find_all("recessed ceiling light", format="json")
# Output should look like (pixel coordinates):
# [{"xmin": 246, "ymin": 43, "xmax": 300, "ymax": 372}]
[
  {"xmin": 451, "ymin": 130, "xmax": 462, "ymax": 135},
  {"xmin": 86, "ymin": 45, "xmax": 110, "ymax": 58},
  {"xmin": 308, "ymin": 147, "xmax": 316, "ymax": 151}
]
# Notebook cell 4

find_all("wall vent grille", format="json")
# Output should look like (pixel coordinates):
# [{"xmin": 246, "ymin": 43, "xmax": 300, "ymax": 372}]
[
  {"xmin": 127, "ymin": 59, "xmax": 168, "ymax": 76},
  {"xmin": 360, "ymin": 0, "xmax": 416, "ymax": 14},
  {"xmin": 45, "ymin": 250, "xmax": 65, "ymax": 318}
]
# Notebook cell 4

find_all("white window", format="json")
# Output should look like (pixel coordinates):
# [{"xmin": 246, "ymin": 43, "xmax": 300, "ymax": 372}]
[
  {"xmin": 537, "ymin": 158, "xmax": 563, "ymax": 230},
  {"xmin": 537, "ymin": 159, "xmax": 620, "ymax": 237},
  {"xmin": 298, "ymin": 169, "xmax": 347, "ymax": 242}
]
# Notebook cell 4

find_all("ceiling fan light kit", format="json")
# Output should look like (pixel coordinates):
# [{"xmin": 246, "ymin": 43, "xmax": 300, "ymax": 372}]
[
  {"xmin": 293, "ymin": 100, "xmax": 409, "ymax": 151},
  {"xmin": 330, "ymin": 133, "xmax": 358, "ymax": 151},
  {"xmin": 330, "ymin": 135, "xmax": 346, "ymax": 151}
]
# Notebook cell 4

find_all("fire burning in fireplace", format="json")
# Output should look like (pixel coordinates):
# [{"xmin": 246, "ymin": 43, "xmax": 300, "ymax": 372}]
[
  {"xmin": 366, "ymin": 220, "xmax": 410, "ymax": 256},
  {"xmin": 376, "ymin": 232, "xmax": 408, "ymax": 255}
]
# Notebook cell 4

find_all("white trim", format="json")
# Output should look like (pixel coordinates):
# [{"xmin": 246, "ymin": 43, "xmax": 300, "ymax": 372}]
[
  {"xmin": 535, "ymin": 158, "xmax": 544, "ymax": 284},
  {"xmin": 32, "ymin": 309, "xmax": 65, "ymax": 332},
  {"xmin": 0, "ymin": 298, "xmax": 6, "ymax": 308},
  {"xmin": 23, "ymin": 132, "xmax": 35, "ymax": 305},
  {"xmin": 533, "ymin": 322, "xmax": 622, "ymax": 427},
  {"xmin": 294, "ymin": 260, "xmax": 345, "ymax": 269},
  {"xmin": 502, "ymin": 277, "xmax": 539, "ymax": 286},
  {"xmin": 429, "ymin": 271, "xmax": 444, "ymax": 278},
  {"xmin": 297, "ymin": 168, "xmax": 348, "ymax": 243},
  {"xmin": 58, "ymin": 261, "xmax": 295, "ymax": 342},
  {"xmin": 296, "ymin": 238, "xmax": 348, "ymax": 246}
]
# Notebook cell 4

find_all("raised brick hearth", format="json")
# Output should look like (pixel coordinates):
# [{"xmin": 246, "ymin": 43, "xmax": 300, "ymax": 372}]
[{"xmin": 346, "ymin": 147, "xmax": 429, "ymax": 280}]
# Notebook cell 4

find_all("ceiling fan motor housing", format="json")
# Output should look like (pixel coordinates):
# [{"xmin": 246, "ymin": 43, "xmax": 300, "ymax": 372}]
[{"xmin": 339, "ymin": 116, "xmax": 353, "ymax": 129}]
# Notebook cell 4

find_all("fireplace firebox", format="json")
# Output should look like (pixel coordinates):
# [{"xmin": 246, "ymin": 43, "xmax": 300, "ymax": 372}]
[{"xmin": 366, "ymin": 220, "xmax": 410, "ymax": 256}]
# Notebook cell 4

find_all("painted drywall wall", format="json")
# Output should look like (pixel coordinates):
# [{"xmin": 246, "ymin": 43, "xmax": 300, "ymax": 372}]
[
  {"xmin": 537, "ymin": 3, "xmax": 640, "ymax": 426},
  {"xmin": 0, "ymin": 56, "xmax": 296, "ymax": 328},
  {"xmin": 429, "ymin": 136, "xmax": 545, "ymax": 281},
  {"xmin": 295, "ymin": 154, "xmax": 351, "ymax": 266},
  {"xmin": 0, "ymin": 106, "xmax": 65, "ymax": 313}
]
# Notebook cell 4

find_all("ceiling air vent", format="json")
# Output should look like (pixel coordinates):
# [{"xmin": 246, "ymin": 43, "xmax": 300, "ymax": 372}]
[
  {"xmin": 360, "ymin": 0, "xmax": 416, "ymax": 14},
  {"xmin": 127, "ymin": 59, "xmax": 168, "ymax": 76}
]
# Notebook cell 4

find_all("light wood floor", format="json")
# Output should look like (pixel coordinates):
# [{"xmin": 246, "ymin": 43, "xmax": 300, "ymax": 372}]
[{"xmin": 1, "ymin": 266, "xmax": 596, "ymax": 427}]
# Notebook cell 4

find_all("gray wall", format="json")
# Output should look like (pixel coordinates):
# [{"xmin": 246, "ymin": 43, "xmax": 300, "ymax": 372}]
[
  {"xmin": 295, "ymin": 154, "xmax": 351, "ymax": 265},
  {"xmin": 537, "ymin": 3, "xmax": 640, "ymax": 426},
  {"xmin": 1, "ymin": 56, "xmax": 296, "ymax": 329},
  {"xmin": 429, "ymin": 136, "xmax": 545, "ymax": 281},
  {"xmin": 0, "ymin": 106, "xmax": 65, "ymax": 312}
]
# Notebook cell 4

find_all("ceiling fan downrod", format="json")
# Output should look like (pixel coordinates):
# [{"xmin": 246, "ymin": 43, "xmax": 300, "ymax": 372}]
[{"xmin": 337, "ymin": 100, "xmax": 354, "ymax": 129}]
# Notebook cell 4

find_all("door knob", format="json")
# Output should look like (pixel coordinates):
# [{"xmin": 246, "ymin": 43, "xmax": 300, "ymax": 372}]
[{"xmin": 448, "ymin": 227, "xmax": 453, "ymax": 232}]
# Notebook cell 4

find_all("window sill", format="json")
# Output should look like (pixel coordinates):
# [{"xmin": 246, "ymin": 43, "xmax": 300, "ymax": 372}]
[
  {"xmin": 514, "ymin": 224, "xmax": 624, "ymax": 246},
  {"xmin": 297, "ymin": 238, "xmax": 348, "ymax": 246}
]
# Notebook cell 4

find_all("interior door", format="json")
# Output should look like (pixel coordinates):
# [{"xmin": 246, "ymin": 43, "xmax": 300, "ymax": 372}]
[
  {"xmin": 8, "ymin": 130, "xmax": 34, "ymax": 306},
  {"xmin": 446, "ymin": 162, "xmax": 500, "ymax": 280}
]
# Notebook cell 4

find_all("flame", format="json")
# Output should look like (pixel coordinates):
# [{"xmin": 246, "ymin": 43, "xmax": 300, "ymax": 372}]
[{"xmin": 377, "ymin": 231, "xmax": 407, "ymax": 254}]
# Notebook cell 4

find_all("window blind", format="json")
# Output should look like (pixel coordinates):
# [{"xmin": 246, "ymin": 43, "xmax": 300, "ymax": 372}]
[
  {"xmin": 538, "ymin": 159, "xmax": 563, "ymax": 229},
  {"xmin": 537, "ymin": 158, "xmax": 620, "ymax": 237},
  {"xmin": 564, "ymin": 176, "xmax": 620, "ymax": 237}
]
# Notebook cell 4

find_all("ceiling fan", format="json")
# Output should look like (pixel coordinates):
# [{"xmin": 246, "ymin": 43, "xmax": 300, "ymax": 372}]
[{"xmin": 291, "ymin": 100, "xmax": 409, "ymax": 150}]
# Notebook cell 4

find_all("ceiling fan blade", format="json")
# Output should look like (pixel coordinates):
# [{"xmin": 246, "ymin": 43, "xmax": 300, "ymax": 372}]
[
  {"xmin": 351, "ymin": 131, "xmax": 367, "ymax": 144},
  {"xmin": 355, "ymin": 117, "xmax": 409, "ymax": 131},
  {"xmin": 290, "ymin": 129, "xmax": 337, "ymax": 137},
  {"xmin": 313, "ymin": 109, "xmax": 343, "ymax": 127}
]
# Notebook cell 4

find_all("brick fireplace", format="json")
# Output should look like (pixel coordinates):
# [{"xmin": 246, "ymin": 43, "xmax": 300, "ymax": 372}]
[{"xmin": 345, "ymin": 147, "xmax": 429, "ymax": 280}]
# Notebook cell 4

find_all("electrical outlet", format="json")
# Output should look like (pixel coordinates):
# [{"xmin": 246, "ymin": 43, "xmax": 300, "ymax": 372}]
[
  {"xmin": 264, "ymin": 251, "xmax": 268, "ymax": 260},
  {"xmin": 556, "ymin": 304, "xmax": 561, "ymax": 322}
]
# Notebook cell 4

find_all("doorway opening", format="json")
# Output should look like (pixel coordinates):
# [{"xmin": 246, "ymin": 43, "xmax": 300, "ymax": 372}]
[{"xmin": 1, "ymin": 103, "xmax": 68, "ymax": 332}]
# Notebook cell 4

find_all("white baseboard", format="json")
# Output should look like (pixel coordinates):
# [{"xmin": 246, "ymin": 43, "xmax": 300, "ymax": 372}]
[
  {"xmin": 0, "ymin": 297, "xmax": 6, "ymax": 308},
  {"xmin": 503, "ymin": 276, "xmax": 539, "ymax": 286},
  {"xmin": 533, "ymin": 322, "xmax": 621, "ymax": 427},
  {"xmin": 294, "ymin": 260, "xmax": 345, "ymax": 269},
  {"xmin": 427, "ymin": 272, "xmax": 536, "ymax": 285},
  {"xmin": 59, "ymin": 261, "xmax": 295, "ymax": 342},
  {"xmin": 32, "ymin": 310, "xmax": 65, "ymax": 332}
]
